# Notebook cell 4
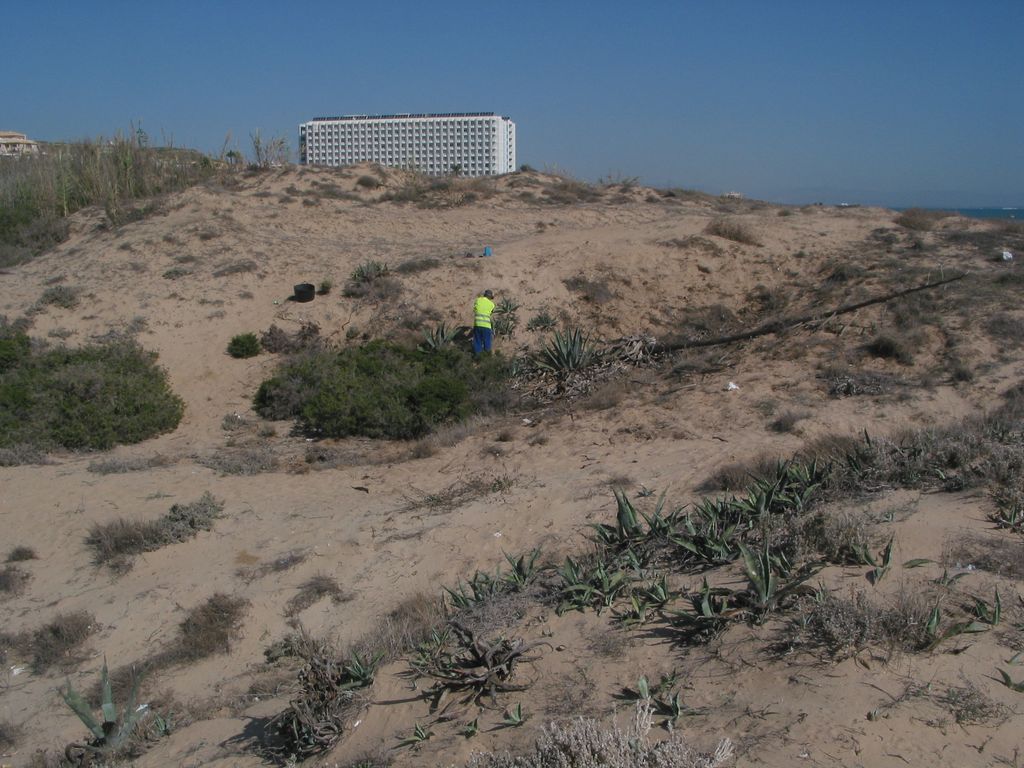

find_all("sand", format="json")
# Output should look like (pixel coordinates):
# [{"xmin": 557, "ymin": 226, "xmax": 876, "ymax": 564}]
[{"xmin": 1, "ymin": 165, "xmax": 1022, "ymax": 767}]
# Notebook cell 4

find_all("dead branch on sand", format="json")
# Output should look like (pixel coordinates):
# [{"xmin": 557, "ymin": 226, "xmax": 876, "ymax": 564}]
[{"xmin": 655, "ymin": 272, "xmax": 967, "ymax": 353}]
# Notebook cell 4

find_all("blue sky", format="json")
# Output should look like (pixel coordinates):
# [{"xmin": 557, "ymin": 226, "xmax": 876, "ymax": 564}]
[{"xmin": 3, "ymin": 1, "xmax": 1021, "ymax": 207}]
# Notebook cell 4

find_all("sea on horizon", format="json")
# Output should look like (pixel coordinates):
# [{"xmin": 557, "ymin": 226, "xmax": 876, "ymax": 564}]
[{"xmin": 905, "ymin": 207, "xmax": 1022, "ymax": 220}]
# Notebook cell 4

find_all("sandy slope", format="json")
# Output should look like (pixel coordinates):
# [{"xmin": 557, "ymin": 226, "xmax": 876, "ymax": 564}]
[{"xmin": 1, "ymin": 166, "xmax": 1023, "ymax": 767}]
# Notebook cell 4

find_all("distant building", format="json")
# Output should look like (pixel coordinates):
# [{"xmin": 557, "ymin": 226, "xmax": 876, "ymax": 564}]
[
  {"xmin": 299, "ymin": 112, "xmax": 516, "ymax": 177},
  {"xmin": 0, "ymin": 131, "xmax": 40, "ymax": 157}
]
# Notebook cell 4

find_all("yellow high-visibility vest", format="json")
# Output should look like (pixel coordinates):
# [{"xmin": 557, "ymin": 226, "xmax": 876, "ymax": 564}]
[{"xmin": 474, "ymin": 296, "xmax": 495, "ymax": 328}]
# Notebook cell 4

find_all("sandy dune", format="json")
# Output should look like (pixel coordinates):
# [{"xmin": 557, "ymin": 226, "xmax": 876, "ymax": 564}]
[{"xmin": 2, "ymin": 166, "xmax": 1023, "ymax": 767}]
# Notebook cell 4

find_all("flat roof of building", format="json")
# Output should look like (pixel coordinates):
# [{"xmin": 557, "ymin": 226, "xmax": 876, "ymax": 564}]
[{"xmin": 306, "ymin": 112, "xmax": 510, "ymax": 122}]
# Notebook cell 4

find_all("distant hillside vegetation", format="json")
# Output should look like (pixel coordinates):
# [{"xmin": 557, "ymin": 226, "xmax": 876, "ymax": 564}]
[{"xmin": 0, "ymin": 132, "xmax": 216, "ymax": 267}]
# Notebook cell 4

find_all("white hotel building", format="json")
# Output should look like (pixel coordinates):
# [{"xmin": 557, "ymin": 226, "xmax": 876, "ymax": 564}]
[{"xmin": 299, "ymin": 112, "xmax": 516, "ymax": 177}]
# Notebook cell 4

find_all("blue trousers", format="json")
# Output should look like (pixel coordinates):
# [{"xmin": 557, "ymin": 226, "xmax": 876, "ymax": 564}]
[{"xmin": 473, "ymin": 326, "xmax": 493, "ymax": 355}]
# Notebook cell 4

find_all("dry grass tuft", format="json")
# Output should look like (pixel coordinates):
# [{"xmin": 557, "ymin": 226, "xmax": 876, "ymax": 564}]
[
  {"xmin": 197, "ymin": 445, "xmax": 279, "ymax": 475},
  {"xmin": 394, "ymin": 256, "xmax": 441, "ymax": 274},
  {"xmin": 823, "ymin": 366, "xmax": 903, "ymax": 397},
  {"xmin": 2, "ymin": 612, "xmax": 96, "ymax": 673},
  {"xmin": 260, "ymin": 321, "xmax": 324, "ymax": 354},
  {"xmin": 28, "ymin": 610, "xmax": 96, "ymax": 672},
  {"xmin": 864, "ymin": 333, "xmax": 915, "ymax": 364},
  {"xmin": 237, "ymin": 550, "xmax": 308, "ymax": 582},
  {"xmin": 212, "ymin": 259, "xmax": 258, "ymax": 277},
  {"xmin": 353, "ymin": 592, "xmax": 447, "ymax": 663},
  {"xmin": 660, "ymin": 235, "xmax": 723, "ymax": 256},
  {"xmin": 945, "ymin": 533, "xmax": 1024, "ymax": 579},
  {"xmin": 985, "ymin": 312, "xmax": 1024, "ymax": 347},
  {"xmin": 768, "ymin": 409, "xmax": 808, "ymax": 434},
  {"xmin": 895, "ymin": 208, "xmax": 950, "ymax": 231},
  {"xmin": 87, "ymin": 454, "xmax": 173, "ymax": 474},
  {"xmin": 563, "ymin": 275, "xmax": 616, "ymax": 304},
  {"xmin": 0, "ymin": 443, "xmax": 51, "ymax": 467},
  {"xmin": 942, "ymin": 681, "xmax": 1008, "ymax": 725},
  {"xmin": 403, "ymin": 473, "xmax": 516, "ymax": 513},
  {"xmin": 0, "ymin": 719, "xmax": 21, "ymax": 752},
  {"xmin": 285, "ymin": 575, "xmax": 351, "ymax": 617},
  {"xmin": 784, "ymin": 588, "xmax": 934, "ymax": 659},
  {"xmin": 169, "ymin": 593, "xmax": 249, "ymax": 662},
  {"xmin": 697, "ymin": 454, "xmax": 781, "ymax": 491},
  {"xmin": 85, "ymin": 492, "xmax": 224, "ymax": 570},
  {"xmin": 0, "ymin": 564, "xmax": 31, "ymax": 596},
  {"xmin": 6, "ymin": 545, "xmax": 37, "ymax": 562},
  {"xmin": 579, "ymin": 380, "xmax": 628, "ymax": 411},
  {"xmin": 705, "ymin": 217, "xmax": 761, "ymax": 245},
  {"xmin": 541, "ymin": 179, "xmax": 604, "ymax": 204}
]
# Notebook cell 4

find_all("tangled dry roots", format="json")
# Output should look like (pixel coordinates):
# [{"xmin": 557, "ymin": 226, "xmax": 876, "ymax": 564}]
[{"xmin": 266, "ymin": 636, "xmax": 360, "ymax": 760}]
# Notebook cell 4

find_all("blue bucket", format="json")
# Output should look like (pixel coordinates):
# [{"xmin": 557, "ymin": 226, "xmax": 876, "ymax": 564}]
[{"xmin": 483, "ymin": 246, "xmax": 493, "ymax": 257}]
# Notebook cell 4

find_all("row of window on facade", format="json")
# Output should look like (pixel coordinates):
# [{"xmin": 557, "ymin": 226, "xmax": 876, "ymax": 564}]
[
  {"xmin": 308, "ymin": 141, "xmax": 494, "ymax": 148},
  {"xmin": 308, "ymin": 127, "xmax": 496, "ymax": 138}
]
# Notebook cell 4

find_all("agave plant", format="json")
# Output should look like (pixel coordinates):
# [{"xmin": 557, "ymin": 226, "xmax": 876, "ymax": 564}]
[
  {"xmin": 669, "ymin": 578, "xmax": 737, "ymax": 642},
  {"xmin": 590, "ymin": 488, "xmax": 647, "ymax": 547},
  {"xmin": 492, "ymin": 297, "xmax": 521, "ymax": 339},
  {"xmin": 738, "ymin": 542, "xmax": 821, "ymax": 620},
  {"xmin": 350, "ymin": 260, "xmax": 389, "ymax": 283},
  {"xmin": 444, "ymin": 570, "xmax": 505, "ymax": 610},
  {"xmin": 502, "ymin": 547, "xmax": 542, "ymax": 589},
  {"xmin": 534, "ymin": 327, "xmax": 598, "ymax": 373},
  {"xmin": 853, "ymin": 536, "xmax": 895, "ymax": 585},
  {"xmin": 61, "ymin": 660, "xmax": 145, "ymax": 760},
  {"xmin": 556, "ymin": 556, "xmax": 631, "ymax": 614},
  {"xmin": 420, "ymin": 322, "xmax": 460, "ymax": 352}
]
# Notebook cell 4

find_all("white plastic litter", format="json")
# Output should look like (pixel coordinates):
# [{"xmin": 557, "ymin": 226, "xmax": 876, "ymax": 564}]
[
  {"xmin": 10, "ymin": 666, "xmax": 26, "ymax": 676},
  {"xmin": 726, "ymin": 381, "xmax": 740, "ymax": 391},
  {"xmin": 136, "ymin": 703, "xmax": 149, "ymax": 713},
  {"xmin": 494, "ymin": 531, "xmax": 503, "ymax": 538},
  {"xmin": 1002, "ymin": 250, "xmax": 1014, "ymax": 261}
]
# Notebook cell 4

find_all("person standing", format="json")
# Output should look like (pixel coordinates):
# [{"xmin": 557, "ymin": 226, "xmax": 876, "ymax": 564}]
[{"xmin": 473, "ymin": 289, "xmax": 495, "ymax": 355}]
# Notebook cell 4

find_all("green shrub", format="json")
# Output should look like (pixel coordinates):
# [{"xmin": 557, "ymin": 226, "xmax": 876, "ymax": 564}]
[
  {"xmin": 254, "ymin": 341, "xmax": 508, "ymax": 439},
  {"xmin": 227, "ymin": 332, "xmax": 260, "ymax": 358},
  {"xmin": 0, "ymin": 327, "xmax": 30, "ymax": 373},
  {"xmin": 0, "ymin": 340, "xmax": 184, "ymax": 452}
]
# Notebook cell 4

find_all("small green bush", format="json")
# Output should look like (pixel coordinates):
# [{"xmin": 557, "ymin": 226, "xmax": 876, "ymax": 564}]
[
  {"xmin": 227, "ymin": 332, "xmax": 260, "ymax": 358},
  {"xmin": 39, "ymin": 285, "xmax": 80, "ymax": 309},
  {"xmin": 0, "ymin": 327, "xmax": 30, "ymax": 373},
  {"xmin": 0, "ymin": 340, "xmax": 184, "ymax": 452},
  {"xmin": 254, "ymin": 341, "xmax": 508, "ymax": 439}
]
